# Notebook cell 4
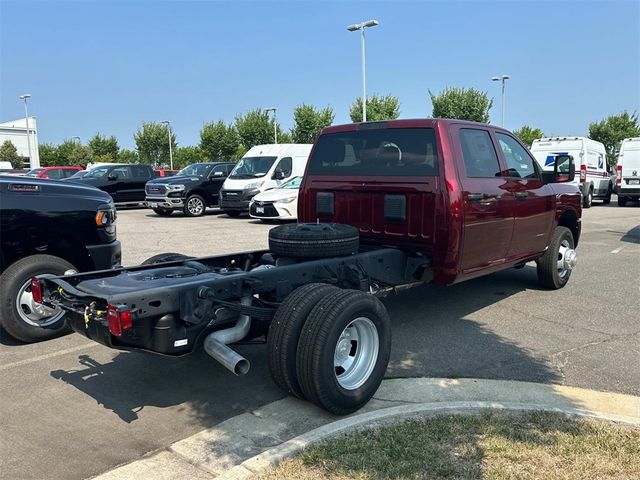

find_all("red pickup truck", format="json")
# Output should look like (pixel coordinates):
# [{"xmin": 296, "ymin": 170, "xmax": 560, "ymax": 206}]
[{"xmin": 36, "ymin": 119, "xmax": 581, "ymax": 414}]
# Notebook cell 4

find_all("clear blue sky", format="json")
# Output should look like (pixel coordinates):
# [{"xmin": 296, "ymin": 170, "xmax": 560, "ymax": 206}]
[{"xmin": 1, "ymin": 0, "xmax": 638, "ymax": 149}]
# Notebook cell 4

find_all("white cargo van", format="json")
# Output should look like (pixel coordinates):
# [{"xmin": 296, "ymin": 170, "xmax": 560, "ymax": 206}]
[
  {"xmin": 616, "ymin": 137, "xmax": 640, "ymax": 206},
  {"xmin": 531, "ymin": 137, "xmax": 612, "ymax": 208},
  {"xmin": 219, "ymin": 143, "xmax": 312, "ymax": 216}
]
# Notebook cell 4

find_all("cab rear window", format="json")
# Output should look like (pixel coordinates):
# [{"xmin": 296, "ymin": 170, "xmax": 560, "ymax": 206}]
[{"xmin": 308, "ymin": 128, "xmax": 438, "ymax": 176}]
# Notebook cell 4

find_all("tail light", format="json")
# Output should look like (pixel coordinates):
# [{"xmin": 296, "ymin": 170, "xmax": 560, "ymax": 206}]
[
  {"xmin": 31, "ymin": 277, "xmax": 43, "ymax": 304},
  {"xmin": 616, "ymin": 165, "xmax": 622, "ymax": 184},
  {"xmin": 579, "ymin": 164, "xmax": 586, "ymax": 183},
  {"xmin": 106, "ymin": 304, "xmax": 133, "ymax": 337}
]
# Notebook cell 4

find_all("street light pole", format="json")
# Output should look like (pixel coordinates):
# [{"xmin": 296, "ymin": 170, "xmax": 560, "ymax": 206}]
[
  {"xmin": 72, "ymin": 136, "xmax": 81, "ymax": 144},
  {"xmin": 265, "ymin": 108, "xmax": 278, "ymax": 144},
  {"xmin": 161, "ymin": 121, "xmax": 173, "ymax": 169},
  {"xmin": 491, "ymin": 75, "xmax": 510, "ymax": 127},
  {"xmin": 19, "ymin": 94, "xmax": 32, "ymax": 165},
  {"xmin": 347, "ymin": 19, "xmax": 379, "ymax": 122}
]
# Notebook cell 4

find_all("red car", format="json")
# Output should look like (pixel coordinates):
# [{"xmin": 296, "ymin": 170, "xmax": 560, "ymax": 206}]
[
  {"xmin": 155, "ymin": 169, "xmax": 178, "ymax": 177},
  {"xmin": 24, "ymin": 166, "xmax": 84, "ymax": 180}
]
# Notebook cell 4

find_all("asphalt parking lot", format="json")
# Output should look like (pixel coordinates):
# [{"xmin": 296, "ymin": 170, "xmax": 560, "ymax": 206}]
[{"xmin": 1, "ymin": 202, "xmax": 639, "ymax": 480}]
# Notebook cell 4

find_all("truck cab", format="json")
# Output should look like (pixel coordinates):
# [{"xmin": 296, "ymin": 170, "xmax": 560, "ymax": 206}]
[{"xmin": 66, "ymin": 163, "xmax": 157, "ymax": 204}]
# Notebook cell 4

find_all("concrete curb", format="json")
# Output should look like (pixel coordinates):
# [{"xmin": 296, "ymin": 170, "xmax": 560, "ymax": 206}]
[
  {"xmin": 92, "ymin": 379, "xmax": 640, "ymax": 480},
  {"xmin": 219, "ymin": 401, "xmax": 640, "ymax": 480}
]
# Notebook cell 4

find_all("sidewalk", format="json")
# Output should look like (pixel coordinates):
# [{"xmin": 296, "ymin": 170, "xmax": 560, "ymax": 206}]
[{"xmin": 93, "ymin": 378, "xmax": 640, "ymax": 480}]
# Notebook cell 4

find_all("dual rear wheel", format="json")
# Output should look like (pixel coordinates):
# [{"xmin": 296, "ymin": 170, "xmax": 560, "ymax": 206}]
[{"xmin": 267, "ymin": 283, "xmax": 391, "ymax": 415}]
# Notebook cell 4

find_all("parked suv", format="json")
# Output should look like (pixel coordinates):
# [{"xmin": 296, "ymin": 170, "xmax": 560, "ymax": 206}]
[
  {"xmin": 0, "ymin": 175, "xmax": 120, "ymax": 342},
  {"xmin": 65, "ymin": 163, "xmax": 157, "ymax": 204},
  {"xmin": 145, "ymin": 162, "xmax": 233, "ymax": 217},
  {"xmin": 24, "ymin": 166, "xmax": 84, "ymax": 179}
]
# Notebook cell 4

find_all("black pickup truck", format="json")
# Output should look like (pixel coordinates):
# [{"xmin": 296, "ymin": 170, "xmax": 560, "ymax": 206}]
[
  {"xmin": 144, "ymin": 162, "xmax": 233, "ymax": 217},
  {"xmin": 0, "ymin": 176, "xmax": 121, "ymax": 342},
  {"xmin": 65, "ymin": 163, "xmax": 157, "ymax": 204}
]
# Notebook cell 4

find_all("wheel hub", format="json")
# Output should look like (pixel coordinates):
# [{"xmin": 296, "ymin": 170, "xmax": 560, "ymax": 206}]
[
  {"xmin": 333, "ymin": 317, "xmax": 379, "ymax": 391},
  {"xmin": 17, "ymin": 279, "xmax": 63, "ymax": 327},
  {"xmin": 563, "ymin": 249, "xmax": 577, "ymax": 270},
  {"xmin": 335, "ymin": 336, "xmax": 352, "ymax": 364}
]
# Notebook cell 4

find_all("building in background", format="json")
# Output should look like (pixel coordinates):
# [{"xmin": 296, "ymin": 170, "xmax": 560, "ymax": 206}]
[{"xmin": 0, "ymin": 117, "xmax": 40, "ymax": 168}]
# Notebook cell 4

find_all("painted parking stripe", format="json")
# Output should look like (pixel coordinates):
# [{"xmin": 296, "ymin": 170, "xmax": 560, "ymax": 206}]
[{"xmin": 610, "ymin": 246, "xmax": 625, "ymax": 254}]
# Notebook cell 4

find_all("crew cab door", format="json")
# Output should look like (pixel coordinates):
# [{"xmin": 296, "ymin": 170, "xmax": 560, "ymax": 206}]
[
  {"xmin": 205, "ymin": 164, "xmax": 229, "ymax": 205},
  {"xmin": 129, "ymin": 165, "xmax": 153, "ymax": 202},
  {"xmin": 455, "ymin": 127, "xmax": 514, "ymax": 272},
  {"xmin": 494, "ymin": 132, "xmax": 554, "ymax": 258}
]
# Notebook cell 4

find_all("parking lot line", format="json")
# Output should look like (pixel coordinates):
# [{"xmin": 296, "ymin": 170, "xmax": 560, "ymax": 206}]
[
  {"xmin": 0, "ymin": 342, "xmax": 99, "ymax": 371},
  {"xmin": 610, "ymin": 246, "xmax": 625, "ymax": 254}
]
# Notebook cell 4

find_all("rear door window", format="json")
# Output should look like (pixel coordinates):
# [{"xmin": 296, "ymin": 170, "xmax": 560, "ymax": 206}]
[
  {"xmin": 459, "ymin": 129, "xmax": 501, "ymax": 178},
  {"xmin": 46, "ymin": 169, "xmax": 63, "ymax": 179},
  {"xmin": 131, "ymin": 165, "xmax": 149, "ymax": 178},
  {"xmin": 308, "ymin": 128, "xmax": 438, "ymax": 176}
]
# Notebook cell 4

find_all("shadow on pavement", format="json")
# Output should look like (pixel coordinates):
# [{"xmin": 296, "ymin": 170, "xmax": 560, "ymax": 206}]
[{"xmin": 620, "ymin": 225, "xmax": 640, "ymax": 244}]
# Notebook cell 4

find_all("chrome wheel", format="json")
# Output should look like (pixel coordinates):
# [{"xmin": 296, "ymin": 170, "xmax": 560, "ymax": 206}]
[
  {"xmin": 557, "ymin": 240, "xmax": 577, "ymax": 279},
  {"xmin": 16, "ymin": 279, "xmax": 64, "ymax": 327},
  {"xmin": 334, "ymin": 317, "xmax": 379, "ymax": 390},
  {"xmin": 187, "ymin": 197, "xmax": 204, "ymax": 216}
]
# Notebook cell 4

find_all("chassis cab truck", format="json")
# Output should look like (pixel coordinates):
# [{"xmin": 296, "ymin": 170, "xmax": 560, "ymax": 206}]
[
  {"xmin": 530, "ymin": 137, "xmax": 611, "ymax": 208},
  {"xmin": 36, "ymin": 119, "xmax": 581, "ymax": 414}
]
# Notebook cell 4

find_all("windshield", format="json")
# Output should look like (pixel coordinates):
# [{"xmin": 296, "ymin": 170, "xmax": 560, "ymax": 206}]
[
  {"xmin": 69, "ymin": 170, "xmax": 87, "ymax": 178},
  {"xmin": 25, "ymin": 169, "xmax": 43, "ymax": 177},
  {"xmin": 86, "ymin": 167, "xmax": 110, "ymax": 178},
  {"xmin": 281, "ymin": 176, "xmax": 302, "ymax": 189},
  {"xmin": 229, "ymin": 156, "xmax": 277, "ymax": 179},
  {"xmin": 176, "ymin": 163, "xmax": 214, "ymax": 177},
  {"xmin": 308, "ymin": 128, "xmax": 439, "ymax": 176}
]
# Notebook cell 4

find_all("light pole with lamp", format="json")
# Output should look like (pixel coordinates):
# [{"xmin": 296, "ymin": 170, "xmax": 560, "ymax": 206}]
[
  {"xmin": 160, "ymin": 121, "xmax": 174, "ymax": 169},
  {"xmin": 265, "ymin": 108, "xmax": 278, "ymax": 144},
  {"xmin": 71, "ymin": 136, "xmax": 81, "ymax": 144},
  {"xmin": 347, "ymin": 19, "xmax": 379, "ymax": 122},
  {"xmin": 19, "ymin": 94, "xmax": 33, "ymax": 165},
  {"xmin": 491, "ymin": 75, "xmax": 510, "ymax": 127}
]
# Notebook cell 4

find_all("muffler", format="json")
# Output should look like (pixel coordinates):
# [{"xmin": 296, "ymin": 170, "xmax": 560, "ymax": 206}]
[{"xmin": 203, "ymin": 297, "xmax": 251, "ymax": 375}]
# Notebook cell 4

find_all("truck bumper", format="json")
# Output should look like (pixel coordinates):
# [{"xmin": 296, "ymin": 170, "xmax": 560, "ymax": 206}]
[
  {"xmin": 146, "ymin": 196, "xmax": 184, "ymax": 209},
  {"xmin": 616, "ymin": 186, "xmax": 640, "ymax": 197},
  {"xmin": 219, "ymin": 189, "xmax": 259, "ymax": 211},
  {"xmin": 87, "ymin": 240, "xmax": 122, "ymax": 270}
]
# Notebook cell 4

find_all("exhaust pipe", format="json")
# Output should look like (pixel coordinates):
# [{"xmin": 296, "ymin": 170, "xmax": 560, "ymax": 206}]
[{"xmin": 203, "ymin": 297, "xmax": 251, "ymax": 375}]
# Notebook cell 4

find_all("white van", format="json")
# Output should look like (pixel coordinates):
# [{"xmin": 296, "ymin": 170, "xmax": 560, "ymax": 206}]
[
  {"xmin": 219, "ymin": 143, "xmax": 312, "ymax": 216},
  {"xmin": 531, "ymin": 137, "xmax": 612, "ymax": 208},
  {"xmin": 616, "ymin": 137, "xmax": 640, "ymax": 206}
]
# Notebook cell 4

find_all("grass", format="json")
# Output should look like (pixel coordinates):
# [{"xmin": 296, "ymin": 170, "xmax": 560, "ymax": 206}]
[{"xmin": 259, "ymin": 411, "xmax": 640, "ymax": 480}]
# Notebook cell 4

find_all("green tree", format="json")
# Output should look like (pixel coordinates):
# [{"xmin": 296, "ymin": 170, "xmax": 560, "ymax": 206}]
[
  {"xmin": 0, "ymin": 140, "xmax": 23, "ymax": 168},
  {"xmin": 56, "ymin": 140, "xmax": 80, "ymax": 166},
  {"xmin": 117, "ymin": 148, "xmax": 139, "ymax": 163},
  {"xmin": 588, "ymin": 111, "xmax": 640, "ymax": 165},
  {"xmin": 349, "ymin": 94, "xmax": 400, "ymax": 123},
  {"xmin": 134, "ymin": 122, "xmax": 177, "ymax": 166},
  {"xmin": 291, "ymin": 104, "xmax": 335, "ymax": 143},
  {"xmin": 429, "ymin": 87, "xmax": 493, "ymax": 123},
  {"xmin": 67, "ymin": 144, "xmax": 93, "ymax": 166},
  {"xmin": 200, "ymin": 121, "xmax": 241, "ymax": 161},
  {"xmin": 513, "ymin": 125, "xmax": 544, "ymax": 148},
  {"xmin": 88, "ymin": 133, "xmax": 119, "ymax": 160},
  {"xmin": 38, "ymin": 143, "xmax": 58, "ymax": 166},
  {"xmin": 173, "ymin": 146, "xmax": 206, "ymax": 169},
  {"xmin": 235, "ymin": 109, "xmax": 285, "ymax": 148}
]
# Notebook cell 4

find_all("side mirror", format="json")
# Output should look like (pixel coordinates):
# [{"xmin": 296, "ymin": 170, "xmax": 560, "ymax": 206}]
[
  {"xmin": 213, "ymin": 171, "xmax": 224, "ymax": 177},
  {"xmin": 553, "ymin": 155, "xmax": 575, "ymax": 183},
  {"xmin": 273, "ymin": 170, "xmax": 285, "ymax": 180},
  {"xmin": 107, "ymin": 173, "xmax": 118, "ymax": 181}
]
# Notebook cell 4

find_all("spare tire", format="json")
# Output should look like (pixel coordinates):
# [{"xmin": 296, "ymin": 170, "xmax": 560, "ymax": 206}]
[
  {"xmin": 269, "ymin": 223, "xmax": 359, "ymax": 258},
  {"xmin": 141, "ymin": 253, "xmax": 193, "ymax": 265}
]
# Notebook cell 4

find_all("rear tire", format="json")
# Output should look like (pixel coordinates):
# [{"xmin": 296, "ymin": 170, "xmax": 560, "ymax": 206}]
[
  {"xmin": 269, "ymin": 223, "xmax": 359, "ymax": 259},
  {"xmin": 583, "ymin": 188, "xmax": 593, "ymax": 208},
  {"xmin": 267, "ymin": 283, "xmax": 339, "ymax": 398},
  {"xmin": 536, "ymin": 226, "xmax": 576, "ymax": 290},
  {"xmin": 296, "ymin": 289, "xmax": 391, "ymax": 415},
  {"xmin": 153, "ymin": 209, "xmax": 173, "ymax": 216},
  {"xmin": 618, "ymin": 196, "xmax": 627, "ymax": 207},
  {"xmin": 141, "ymin": 253, "xmax": 192, "ymax": 265},
  {"xmin": 0, "ymin": 255, "xmax": 75, "ymax": 343}
]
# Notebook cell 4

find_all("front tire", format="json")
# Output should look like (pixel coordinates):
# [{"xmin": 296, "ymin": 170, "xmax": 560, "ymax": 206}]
[
  {"xmin": 536, "ymin": 226, "xmax": 576, "ymax": 289},
  {"xmin": 618, "ymin": 196, "xmax": 628, "ymax": 207},
  {"xmin": 602, "ymin": 186, "xmax": 612, "ymax": 205},
  {"xmin": 183, "ymin": 194, "xmax": 206, "ymax": 217},
  {"xmin": 0, "ymin": 255, "xmax": 75, "ymax": 343},
  {"xmin": 225, "ymin": 210, "xmax": 242, "ymax": 217},
  {"xmin": 296, "ymin": 289, "xmax": 391, "ymax": 414}
]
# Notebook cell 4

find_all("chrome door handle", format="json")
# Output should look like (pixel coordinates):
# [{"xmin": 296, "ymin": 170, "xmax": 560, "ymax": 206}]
[{"xmin": 515, "ymin": 191, "xmax": 529, "ymax": 199}]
